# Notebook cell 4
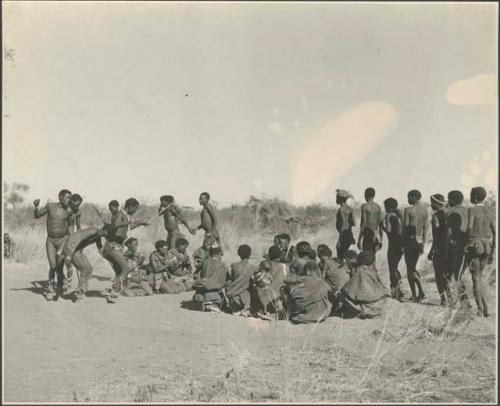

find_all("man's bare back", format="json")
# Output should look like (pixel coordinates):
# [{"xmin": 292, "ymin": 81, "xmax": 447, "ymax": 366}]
[
  {"xmin": 361, "ymin": 202, "xmax": 382, "ymax": 232},
  {"xmin": 336, "ymin": 205, "xmax": 355, "ymax": 233},
  {"xmin": 404, "ymin": 204, "xmax": 428, "ymax": 243}
]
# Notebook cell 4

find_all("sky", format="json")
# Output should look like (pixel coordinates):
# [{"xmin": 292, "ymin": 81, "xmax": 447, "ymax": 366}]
[{"xmin": 2, "ymin": 2, "xmax": 498, "ymax": 208}]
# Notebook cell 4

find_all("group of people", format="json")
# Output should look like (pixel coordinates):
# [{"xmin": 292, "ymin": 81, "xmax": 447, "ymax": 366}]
[{"xmin": 30, "ymin": 184, "xmax": 495, "ymax": 322}]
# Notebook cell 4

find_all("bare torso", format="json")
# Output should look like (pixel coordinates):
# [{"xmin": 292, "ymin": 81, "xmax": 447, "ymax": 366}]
[
  {"xmin": 361, "ymin": 202, "xmax": 382, "ymax": 232},
  {"xmin": 336, "ymin": 205, "xmax": 355, "ymax": 233},
  {"xmin": 447, "ymin": 205, "xmax": 468, "ymax": 241},
  {"xmin": 45, "ymin": 203, "xmax": 72, "ymax": 239},
  {"xmin": 404, "ymin": 203, "xmax": 428, "ymax": 241},
  {"xmin": 163, "ymin": 206, "xmax": 180, "ymax": 233},
  {"xmin": 200, "ymin": 204, "xmax": 216, "ymax": 232}
]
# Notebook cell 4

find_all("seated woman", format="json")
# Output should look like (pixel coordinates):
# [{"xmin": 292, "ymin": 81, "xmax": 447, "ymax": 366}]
[
  {"xmin": 282, "ymin": 261, "xmax": 332, "ymax": 324},
  {"xmin": 192, "ymin": 247, "xmax": 229, "ymax": 312},
  {"xmin": 288, "ymin": 241, "xmax": 317, "ymax": 277},
  {"xmin": 338, "ymin": 250, "xmax": 391, "ymax": 319},
  {"xmin": 252, "ymin": 246, "xmax": 288, "ymax": 320},
  {"xmin": 318, "ymin": 246, "xmax": 350, "ymax": 310},
  {"xmin": 121, "ymin": 238, "xmax": 153, "ymax": 297},
  {"xmin": 165, "ymin": 238, "xmax": 194, "ymax": 291}
]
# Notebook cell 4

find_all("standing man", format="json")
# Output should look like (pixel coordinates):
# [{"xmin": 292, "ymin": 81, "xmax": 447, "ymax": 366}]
[
  {"xmin": 101, "ymin": 198, "xmax": 149, "ymax": 301},
  {"xmin": 357, "ymin": 187, "xmax": 383, "ymax": 254},
  {"xmin": 403, "ymin": 189, "xmax": 428, "ymax": 303},
  {"xmin": 381, "ymin": 197, "xmax": 405, "ymax": 300},
  {"xmin": 335, "ymin": 189, "xmax": 356, "ymax": 260},
  {"xmin": 427, "ymin": 194, "xmax": 449, "ymax": 305},
  {"xmin": 158, "ymin": 195, "xmax": 195, "ymax": 250},
  {"xmin": 197, "ymin": 192, "xmax": 221, "ymax": 246},
  {"xmin": 34, "ymin": 189, "xmax": 73, "ymax": 300},
  {"xmin": 466, "ymin": 186, "xmax": 496, "ymax": 317},
  {"xmin": 446, "ymin": 190, "xmax": 469, "ymax": 282},
  {"xmin": 64, "ymin": 193, "xmax": 84, "ymax": 290}
]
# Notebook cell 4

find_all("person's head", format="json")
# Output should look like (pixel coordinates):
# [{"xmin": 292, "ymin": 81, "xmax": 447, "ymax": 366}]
[
  {"xmin": 364, "ymin": 187, "xmax": 375, "ymax": 202},
  {"xmin": 383, "ymin": 197, "xmax": 398, "ymax": 212},
  {"xmin": 259, "ymin": 260, "xmax": 272, "ymax": 273},
  {"xmin": 125, "ymin": 237, "xmax": 138, "ymax": 252},
  {"xmin": 155, "ymin": 240, "xmax": 169, "ymax": 255},
  {"xmin": 160, "ymin": 195, "xmax": 174, "ymax": 205},
  {"xmin": 407, "ymin": 189, "xmax": 422, "ymax": 205},
  {"xmin": 318, "ymin": 246, "xmax": 333, "ymax": 262},
  {"xmin": 470, "ymin": 187, "xmax": 487, "ymax": 204},
  {"xmin": 275, "ymin": 233, "xmax": 291, "ymax": 250},
  {"xmin": 296, "ymin": 241, "xmax": 314, "ymax": 259},
  {"xmin": 357, "ymin": 250, "xmax": 376, "ymax": 266},
  {"xmin": 108, "ymin": 200, "xmax": 119, "ymax": 215},
  {"xmin": 209, "ymin": 246, "xmax": 223, "ymax": 258},
  {"xmin": 199, "ymin": 192, "xmax": 210, "ymax": 206},
  {"xmin": 237, "ymin": 244, "xmax": 252, "ymax": 260},
  {"xmin": 268, "ymin": 245, "xmax": 282, "ymax": 261},
  {"xmin": 175, "ymin": 238, "xmax": 189, "ymax": 254},
  {"xmin": 317, "ymin": 244, "xmax": 329, "ymax": 257},
  {"xmin": 430, "ymin": 194, "xmax": 445, "ymax": 211},
  {"xmin": 124, "ymin": 198, "xmax": 139, "ymax": 215},
  {"xmin": 58, "ymin": 189, "xmax": 72, "ymax": 207},
  {"xmin": 202, "ymin": 235, "xmax": 217, "ymax": 250},
  {"xmin": 447, "ymin": 190, "xmax": 464, "ymax": 207},
  {"xmin": 69, "ymin": 193, "xmax": 83, "ymax": 212}
]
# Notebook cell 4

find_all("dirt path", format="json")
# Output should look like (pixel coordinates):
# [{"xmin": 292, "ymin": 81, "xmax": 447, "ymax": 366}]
[{"xmin": 3, "ymin": 261, "xmax": 497, "ymax": 403}]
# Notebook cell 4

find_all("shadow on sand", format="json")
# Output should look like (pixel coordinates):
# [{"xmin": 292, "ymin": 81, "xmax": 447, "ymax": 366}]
[
  {"xmin": 11, "ymin": 280, "xmax": 108, "ymax": 302},
  {"xmin": 180, "ymin": 300, "xmax": 202, "ymax": 312}
]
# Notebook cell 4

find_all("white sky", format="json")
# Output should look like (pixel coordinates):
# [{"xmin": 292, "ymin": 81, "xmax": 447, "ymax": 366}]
[{"xmin": 2, "ymin": 2, "xmax": 498, "ymax": 207}]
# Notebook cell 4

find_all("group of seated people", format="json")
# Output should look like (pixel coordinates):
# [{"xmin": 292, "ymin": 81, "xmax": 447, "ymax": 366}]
[{"xmin": 111, "ymin": 232, "xmax": 391, "ymax": 324}]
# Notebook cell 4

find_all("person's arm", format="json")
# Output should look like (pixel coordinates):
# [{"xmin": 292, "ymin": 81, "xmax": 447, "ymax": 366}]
[
  {"xmin": 466, "ymin": 207, "xmax": 476, "ymax": 245},
  {"xmin": 150, "ymin": 253, "xmax": 167, "ymax": 273},
  {"xmin": 33, "ymin": 200, "xmax": 48, "ymax": 219},
  {"xmin": 172, "ymin": 205, "xmax": 195, "ymax": 234},
  {"xmin": 349, "ymin": 209, "xmax": 356, "ymax": 228},
  {"xmin": 357, "ymin": 205, "xmax": 366, "ymax": 248},
  {"xmin": 428, "ymin": 214, "xmax": 438, "ymax": 260},
  {"xmin": 489, "ymin": 215, "xmax": 496, "ymax": 262},
  {"xmin": 76, "ymin": 213, "xmax": 81, "ymax": 231},
  {"xmin": 421, "ymin": 212, "xmax": 429, "ymax": 253},
  {"xmin": 378, "ymin": 208, "xmax": 384, "ymax": 243}
]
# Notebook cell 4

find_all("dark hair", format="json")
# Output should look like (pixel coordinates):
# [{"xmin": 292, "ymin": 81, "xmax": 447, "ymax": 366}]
[
  {"xmin": 125, "ymin": 198, "xmax": 139, "ymax": 208},
  {"xmin": 175, "ymin": 238, "xmax": 189, "ymax": 248},
  {"xmin": 237, "ymin": 244, "xmax": 252, "ymax": 259},
  {"xmin": 345, "ymin": 250, "xmax": 358, "ymax": 262},
  {"xmin": 383, "ymin": 197, "xmax": 398, "ymax": 211},
  {"xmin": 161, "ymin": 195, "xmax": 174, "ymax": 204},
  {"xmin": 448, "ymin": 190, "xmax": 464, "ymax": 205},
  {"xmin": 200, "ymin": 192, "xmax": 210, "ymax": 200},
  {"xmin": 268, "ymin": 245, "xmax": 282, "ymax": 260},
  {"xmin": 155, "ymin": 240, "xmax": 169, "ymax": 250},
  {"xmin": 59, "ymin": 189, "xmax": 72, "ymax": 198},
  {"xmin": 318, "ymin": 246, "xmax": 333, "ymax": 258},
  {"xmin": 408, "ymin": 189, "xmax": 422, "ymax": 201},
  {"xmin": 108, "ymin": 200, "xmax": 119, "ymax": 208},
  {"xmin": 259, "ymin": 260, "xmax": 272, "ymax": 272},
  {"xmin": 275, "ymin": 233, "xmax": 291, "ymax": 242},
  {"xmin": 209, "ymin": 246, "xmax": 222, "ymax": 256},
  {"xmin": 471, "ymin": 186, "xmax": 487, "ymax": 203},
  {"xmin": 365, "ymin": 187, "xmax": 375, "ymax": 199},
  {"xmin": 357, "ymin": 250, "xmax": 375, "ymax": 266},
  {"xmin": 71, "ymin": 193, "xmax": 83, "ymax": 202},
  {"xmin": 125, "ymin": 237, "xmax": 138, "ymax": 247},
  {"xmin": 296, "ymin": 241, "xmax": 315, "ymax": 259}
]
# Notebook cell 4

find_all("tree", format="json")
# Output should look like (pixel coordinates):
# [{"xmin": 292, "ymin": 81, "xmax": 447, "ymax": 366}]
[{"xmin": 3, "ymin": 182, "xmax": 30, "ymax": 209}]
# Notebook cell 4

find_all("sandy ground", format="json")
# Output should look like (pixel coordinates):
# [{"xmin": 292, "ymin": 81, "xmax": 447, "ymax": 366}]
[{"xmin": 3, "ymin": 257, "xmax": 497, "ymax": 403}]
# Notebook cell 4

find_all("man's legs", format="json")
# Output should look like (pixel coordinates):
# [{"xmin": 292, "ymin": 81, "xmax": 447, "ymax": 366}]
[
  {"xmin": 101, "ymin": 244, "xmax": 129, "ymax": 295},
  {"xmin": 433, "ymin": 255, "xmax": 448, "ymax": 305},
  {"xmin": 46, "ymin": 237, "xmax": 58, "ymax": 294},
  {"xmin": 404, "ymin": 242, "xmax": 424, "ymax": 302},
  {"xmin": 387, "ymin": 245, "xmax": 403, "ymax": 298},
  {"xmin": 71, "ymin": 250, "xmax": 93, "ymax": 299}
]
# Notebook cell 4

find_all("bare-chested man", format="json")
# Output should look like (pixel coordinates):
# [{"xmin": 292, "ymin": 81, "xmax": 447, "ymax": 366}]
[
  {"xmin": 446, "ymin": 190, "xmax": 469, "ymax": 282},
  {"xmin": 403, "ymin": 189, "xmax": 428, "ymax": 303},
  {"xmin": 159, "ymin": 195, "xmax": 195, "ymax": 250},
  {"xmin": 357, "ymin": 187, "xmax": 383, "ymax": 254},
  {"xmin": 466, "ymin": 186, "xmax": 496, "ymax": 317},
  {"xmin": 101, "ymin": 198, "xmax": 149, "ymax": 301},
  {"xmin": 34, "ymin": 189, "xmax": 73, "ymax": 300},
  {"xmin": 335, "ymin": 189, "xmax": 356, "ymax": 260},
  {"xmin": 197, "ymin": 192, "xmax": 221, "ymax": 245}
]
